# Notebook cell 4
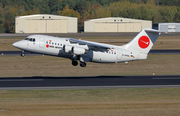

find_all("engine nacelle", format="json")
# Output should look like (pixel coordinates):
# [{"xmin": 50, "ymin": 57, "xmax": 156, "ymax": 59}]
[
  {"xmin": 64, "ymin": 45, "xmax": 73, "ymax": 53},
  {"xmin": 72, "ymin": 47, "xmax": 86, "ymax": 55}
]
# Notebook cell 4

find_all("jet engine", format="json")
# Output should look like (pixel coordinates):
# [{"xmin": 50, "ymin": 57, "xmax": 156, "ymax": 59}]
[
  {"xmin": 72, "ymin": 46, "xmax": 86, "ymax": 55},
  {"xmin": 64, "ymin": 45, "xmax": 73, "ymax": 53}
]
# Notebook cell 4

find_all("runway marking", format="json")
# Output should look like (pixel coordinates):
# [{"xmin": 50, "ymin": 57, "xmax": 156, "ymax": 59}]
[
  {"xmin": 0, "ymin": 79, "xmax": 43, "ymax": 82},
  {"xmin": 1, "ymin": 85, "xmax": 180, "ymax": 90},
  {"xmin": 152, "ymin": 78, "xmax": 180, "ymax": 80},
  {"xmin": 0, "ymin": 110, "xmax": 7, "ymax": 112}
]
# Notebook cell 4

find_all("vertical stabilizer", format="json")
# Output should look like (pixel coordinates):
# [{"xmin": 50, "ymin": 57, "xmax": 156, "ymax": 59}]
[{"xmin": 125, "ymin": 29, "xmax": 161, "ymax": 54}]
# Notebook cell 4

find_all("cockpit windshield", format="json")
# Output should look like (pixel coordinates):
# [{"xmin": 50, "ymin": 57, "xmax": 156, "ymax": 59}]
[{"xmin": 24, "ymin": 38, "xmax": 36, "ymax": 42}]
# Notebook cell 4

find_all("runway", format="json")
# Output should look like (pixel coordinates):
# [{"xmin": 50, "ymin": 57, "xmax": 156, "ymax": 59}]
[
  {"xmin": 1, "ymin": 49, "xmax": 180, "ymax": 56},
  {"xmin": 0, "ymin": 75, "xmax": 180, "ymax": 90}
]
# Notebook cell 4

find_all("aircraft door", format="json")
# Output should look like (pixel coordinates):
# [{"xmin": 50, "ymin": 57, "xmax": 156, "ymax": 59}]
[
  {"xmin": 116, "ymin": 49, "xmax": 122, "ymax": 60},
  {"xmin": 39, "ymin": 37, "xmax": 45, "ymax": 48}
]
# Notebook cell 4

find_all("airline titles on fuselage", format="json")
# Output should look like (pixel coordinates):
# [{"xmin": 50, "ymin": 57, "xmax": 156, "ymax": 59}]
[
  {"xmin": 45, "ymin": 39, "xmax": 117, "ymax": 55},
  {"xmin": 46, "ymin": 40, "xmax": 63, "ymax": 49}
]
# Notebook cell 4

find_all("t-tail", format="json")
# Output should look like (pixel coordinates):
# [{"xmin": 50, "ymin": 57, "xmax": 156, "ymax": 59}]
[{"xmin": 124, "ymin": 28, "xmax": 161, "ymax": 60}]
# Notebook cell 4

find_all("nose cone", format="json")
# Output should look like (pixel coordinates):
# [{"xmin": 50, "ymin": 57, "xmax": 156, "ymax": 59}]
[
  {"xmin": 12, "ymin": 40, "xmax": 26, "ymax": 49},
  {"xmin": 12, "ymin": 40, "xmax": 27, "ymax": 50},
  {"xmin": 12, "ymin": 42, "xmax": 19, "ymax": 48}
]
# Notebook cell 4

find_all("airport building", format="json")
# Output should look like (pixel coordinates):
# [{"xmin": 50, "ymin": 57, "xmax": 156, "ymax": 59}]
[
  {"xmin": 153, "ymin": 23, "xmax": 180, "ymax": 32},
  {"xmin": 15, "ymin": 14, "xmax": 77, "ymax": 33},
  {"xmin": 84, "ymin": 17, "xmax": 152, "ymax": 33}
]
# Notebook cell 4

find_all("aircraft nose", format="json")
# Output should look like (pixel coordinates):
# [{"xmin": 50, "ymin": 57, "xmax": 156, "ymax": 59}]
[
  {"xmin": 12, "ymin": 40, "xmax": 27, "ymax": 49},
  {"xmin": 12, "ymin": 42, "xmax": 19, "ymax": 48}
]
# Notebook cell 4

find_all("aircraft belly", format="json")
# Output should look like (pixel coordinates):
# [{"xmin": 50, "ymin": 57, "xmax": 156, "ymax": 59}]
[
  {"xmin": 92, "ymin": 51, "xmax": 117, "ymax": 63},
  {"xmin": 27, "ymin": 47, "xmax": 59, "ymax": 56}
]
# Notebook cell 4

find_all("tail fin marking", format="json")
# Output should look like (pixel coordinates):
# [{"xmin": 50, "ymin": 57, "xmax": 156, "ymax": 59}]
[{"xmin": 125, "ymin": 29, "xmax": 161, "ymax": 54}]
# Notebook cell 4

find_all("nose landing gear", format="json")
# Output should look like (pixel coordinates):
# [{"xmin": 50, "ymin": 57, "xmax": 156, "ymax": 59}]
[{"xmin": 21, "ymin": 51, "xmax": 25, "ymax": 57}]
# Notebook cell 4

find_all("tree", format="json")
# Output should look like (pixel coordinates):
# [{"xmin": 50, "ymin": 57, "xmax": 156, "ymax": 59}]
[
  {"xmin": 95, "ymin": 6, "xmax": 111, "ymax": 18},
  {"xmin": 140, "ymin": 4, "xmax": 156, "ymax": 20},
  {"xmin": 0, "ymin": 5, "xmax": 5, "ymax": 33},
  {"xmin": 174, "ymin": 6, "xmax": 180, "ymax": 22},
  {"xmin": 3, "ymin": 6, "xmax": 19, "ymax": 33},
  {"xmin": 57, "ymin": 5, "xmax": 80, "ymax": 19},
  {"xmin": 37, "ymin": 0, "xmax": 50, "ymax": 14},
  {"xmin": 49, "ymin": 0, "xmax": 63, "ymax": 14},
  {"xmin": 159, "ymin": 6, "xmax": 177, "ymax": 22}
]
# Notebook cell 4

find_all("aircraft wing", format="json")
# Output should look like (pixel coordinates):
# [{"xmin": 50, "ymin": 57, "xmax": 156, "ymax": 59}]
[{"xmin": 69, "ymin": 38, "xmax": 113, "ymax": 49}]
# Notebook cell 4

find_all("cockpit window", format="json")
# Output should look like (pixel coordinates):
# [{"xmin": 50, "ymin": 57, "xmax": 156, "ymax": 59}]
[{"xmin": 24, "ymin": 38, "xmax": 35, "ymax": 42}]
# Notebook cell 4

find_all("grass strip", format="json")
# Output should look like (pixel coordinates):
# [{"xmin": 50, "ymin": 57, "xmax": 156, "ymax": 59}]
[{"xmin": 0, "ymin": 88, "xmax": 180, "ymax": 116}]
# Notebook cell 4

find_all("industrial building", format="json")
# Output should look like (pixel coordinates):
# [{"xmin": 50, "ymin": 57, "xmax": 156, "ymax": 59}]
[
  {"xmin": 15, "ymin": 14, "xmax": 77, "ymax": 33},
  {"xmin": 84, "ymin": 17, "xmax": 152, "ymax": 33},
  {"xmin": 153, "ymin": 23, "xmax": 180, "ymax": 32}
]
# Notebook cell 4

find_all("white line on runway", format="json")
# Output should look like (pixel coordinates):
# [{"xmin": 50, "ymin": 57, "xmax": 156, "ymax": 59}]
[
  {"xmin": 1, "ymin": 85, "xmax": 180, "ymax": 90},
  {"xmin": 152, "ymin": 78, "xmax": 180, "ymax": 80},
  {"xmin": 0, "ymin": 79, "xmax": 44, "ymax": 82}
]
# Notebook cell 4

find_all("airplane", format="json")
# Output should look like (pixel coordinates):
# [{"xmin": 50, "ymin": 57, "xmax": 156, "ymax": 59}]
[{"xmin": 13, "ymin": 28, "xmax": 161, "ymax": 67}]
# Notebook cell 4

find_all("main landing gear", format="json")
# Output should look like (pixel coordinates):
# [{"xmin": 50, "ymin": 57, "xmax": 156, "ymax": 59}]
[
  {"xmin": 80, "ymin": 62, "xmax": 86, "ymax": 67},
  {"xmin": 71, "ymin": 61, "xmax": 86, "ymax": 67},
  {"xmin": 72, "ymin": 61, "xmax": 78, "ymax": 66}
]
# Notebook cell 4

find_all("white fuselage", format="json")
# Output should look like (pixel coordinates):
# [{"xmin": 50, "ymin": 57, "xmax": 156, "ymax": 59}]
[
  {"xmin": 13, "ymin": 35, "xmax": 138, "ymax": 63},
  {"xmin": 13, "ymin": 29, "xmax": 161, "ymax": 67}
]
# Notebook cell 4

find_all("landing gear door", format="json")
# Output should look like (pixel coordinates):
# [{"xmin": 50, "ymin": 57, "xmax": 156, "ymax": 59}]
[
  {"xmin": 116, "ymin": 49, "xmax": 122, "ymax": 60},
  {"xmin": 39, "ymin": 37, "xmax": 45, "ymax": 48}
]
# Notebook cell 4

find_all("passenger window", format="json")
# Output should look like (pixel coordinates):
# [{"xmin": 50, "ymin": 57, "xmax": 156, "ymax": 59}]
[
  {"xmin": 49, "ymin": 42, "xmax": 51, "ymax": 44},
  {"xmin": 58, "ymin": 43, "xmax": 59, "ymax": 46},
  {"xmin": 46, "ymin": 41, "xmax": 48, "ymax": 44},
  {"xmin": 24, "ymin": 38, "xmax": 29, "ymax": 40},
  {"xmin": 52, "ymin": 43, "xmax": 54, "ymax": 45},
  {"xmin": 55, "ymin": 43, "xmax": 56, "ymax": 45},
  {"xmin": 29, "ymin": 38, "xmax": 32, "ymax": 41}
]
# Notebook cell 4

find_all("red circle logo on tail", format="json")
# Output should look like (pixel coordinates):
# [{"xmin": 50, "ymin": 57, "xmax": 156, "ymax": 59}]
[{"xmin": 138, "ymin": 36, "xmax": 150, "ymax": 49}]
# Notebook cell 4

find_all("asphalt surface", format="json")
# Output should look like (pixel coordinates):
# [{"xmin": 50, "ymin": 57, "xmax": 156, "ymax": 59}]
[
  {"xmin": 0, "ymin": 75, "xmax": 180, "ymax": 90},
  {"xmin": 149, "ymin": 49, "xmax": 180, "ymax": 54},
  {"xmin": 1, "ymin": 50, "xmax": 180, "ymax": 56}
]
